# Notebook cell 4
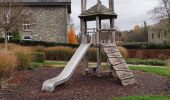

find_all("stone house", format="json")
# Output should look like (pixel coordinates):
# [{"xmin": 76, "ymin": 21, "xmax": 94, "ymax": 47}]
[
  {"xmin": 0, "ymin": 0, "xmax": 71, "ymax": 43},
  {"xmin": 148, "ymin": 19, "xmax": 170, "ymax": 44}
]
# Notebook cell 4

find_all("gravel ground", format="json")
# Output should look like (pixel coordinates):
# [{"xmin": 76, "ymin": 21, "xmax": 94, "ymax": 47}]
[{"xmin": 1, "ymin": 67, "xmax": 170, "ymax": 100}]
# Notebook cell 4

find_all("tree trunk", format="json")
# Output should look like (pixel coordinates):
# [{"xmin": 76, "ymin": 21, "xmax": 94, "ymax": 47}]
[{"xmin": 4, "ymin": 30, "xmax": 8, "ymax": 51}]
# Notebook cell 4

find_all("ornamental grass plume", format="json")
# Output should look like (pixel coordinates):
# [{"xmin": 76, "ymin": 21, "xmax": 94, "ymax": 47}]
[
  {"xmin": 118, "ymin": 46, "xmax": 129, "ymax": 59},
  {"xmin": 0, "ymin": 51, "xmax": 17, "ymax": 80}
]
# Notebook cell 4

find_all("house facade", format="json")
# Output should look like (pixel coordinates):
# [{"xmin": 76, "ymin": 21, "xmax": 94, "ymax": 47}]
[
  {"xmin": 148, "ymin": 20, "xmax": 170, "ymax": 44},
  {"xmin": 0, "ymin": 0, "xmax": 71, "ymax": 43}
]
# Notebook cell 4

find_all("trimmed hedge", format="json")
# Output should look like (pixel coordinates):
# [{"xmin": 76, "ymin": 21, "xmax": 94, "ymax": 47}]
[
  {"xmin": 123, "ymin": 42, "xmax": 170, "ymax": 49},
  {"xmin": 0, "ymin": 38, "xmax": 79, "ymax": 47},
  {"xmin": 1, "ymin": 38, "xmax": 170, "ymax": 49}
]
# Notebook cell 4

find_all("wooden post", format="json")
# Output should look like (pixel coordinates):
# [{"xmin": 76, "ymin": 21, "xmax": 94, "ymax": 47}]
[
  {"xmin": 81, "ymin": 0, "xmax": 87, "ymax": 13},
  {"xmin": 97, "ymin": 0, "xmax": 100, "ymax": 11},
  {"xmin": 83, "ymin": 21, "xmax": 88, "ymax": 76},
  {"xmin": 81, "ymin": 0, "xmax": 88, "ymax": 75},
  {"xmin": 109, "ymin": 0, "xmax": 115, "ymax": 43},
  {"xmin": 109, "ymin": 0, "xmax": 114, "ymax": 11},
  {"xmin": 96, "ymin": 16, "xmax": 101, "ymax": 77},
  {"xmin": 110, "ymin": 18, "xmax": 115, "ymax": 43}
]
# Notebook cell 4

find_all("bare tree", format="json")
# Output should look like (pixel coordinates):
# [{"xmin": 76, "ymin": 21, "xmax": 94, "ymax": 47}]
[
  {"xmin": 0, "ymin": 0, "xmax": 33, "ymax": 51},
  {"xmin": 151, "ymin": 0, "xmax": 170, "ymax": 26}
]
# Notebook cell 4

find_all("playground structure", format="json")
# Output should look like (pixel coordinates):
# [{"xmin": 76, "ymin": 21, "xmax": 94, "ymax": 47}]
[{"xmin": 42, "ymin": 0, "xmax": 136, "ymax": 92}]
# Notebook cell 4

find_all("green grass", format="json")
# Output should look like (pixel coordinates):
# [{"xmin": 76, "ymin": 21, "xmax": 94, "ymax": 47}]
[
  {"xmin": 31, "ymin": 61, "xmax": 170, "ymax": 78},
  {"xmin": 129, "ymin": 66, "xmax": 170, "ymax": 77},
  {"xmin": 126, "ymin": 59, "xmax": 167, "ymax": 66},
  {"xmin": 113, "ymin": 96, "xmax": 170, "ymax": 100}
]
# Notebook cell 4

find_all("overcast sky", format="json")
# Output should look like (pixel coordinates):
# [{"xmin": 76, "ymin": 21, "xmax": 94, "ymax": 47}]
[{"xmin": 71, "ymin": 0, "xmax": 160, "ymax": 31}]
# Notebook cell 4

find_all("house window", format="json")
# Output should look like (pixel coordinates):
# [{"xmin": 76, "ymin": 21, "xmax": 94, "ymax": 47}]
[
  {"xmin": 23, "ymin": 36, "xmax": 32, "ymax": 40},
  {"xmin": 158, "ymin": 33, "xmax": 161, "ymax": 38},
  {"xmin": 164, "ymin": 31, "xmax": 167, "ymax": 37},
  {"xmin": 7, "ymin": 32, "xmax": 12, "ymax": 40},
  {"xmin": 152, "ymin": 33, "xmax": 154, "ymax": 39},
  {"xmin": 23, "ymin": 21, "xmax": 31, "ymax": 31}
]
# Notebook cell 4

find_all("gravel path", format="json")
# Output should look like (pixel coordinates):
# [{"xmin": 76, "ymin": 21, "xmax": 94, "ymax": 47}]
[{"xmin": 1, "ymin": 67, "xmax": 170, "ymax": 100}]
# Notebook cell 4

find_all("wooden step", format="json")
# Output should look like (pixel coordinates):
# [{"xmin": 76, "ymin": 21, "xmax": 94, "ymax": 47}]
[
  {"xmin": 112, "ymin": 63, "xmax": 129, "ymax": 71},
  {"xmin": 103, "ymin": 47, "xmax": 118, "ymax": 54},
  {"xmin": 115, "ymin": 71, "xmax": 134, "ymax": 80},
  {"xmin": 106, "ymin": 52, "xmax": 123, "ymax": 58},
  {"xmin": 121, "ymin": 78, "xmax": 137, "ymax": 86},
  {"xmin": 108, "ymin": 58, "xmax": 126, "ymax": 66},
  {"xmin": 101, "ymin": 43, "xmax": 116, "ymax": 47}
]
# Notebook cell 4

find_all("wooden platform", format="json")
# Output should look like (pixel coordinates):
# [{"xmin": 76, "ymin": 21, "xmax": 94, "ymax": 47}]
[{"xmin": 101, "ymin": 43, "xmax": 136, "ymax": 86}]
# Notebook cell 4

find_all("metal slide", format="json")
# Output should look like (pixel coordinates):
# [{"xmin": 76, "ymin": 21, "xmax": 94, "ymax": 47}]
[{"xmin": 42, "ymin": 43, "xmax": 91, "ymax": 92}]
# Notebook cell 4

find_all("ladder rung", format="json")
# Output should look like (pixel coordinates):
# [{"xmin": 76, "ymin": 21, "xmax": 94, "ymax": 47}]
[
  {"xmin": 105, "ymin": 50, "xmax": 119, "ymax": 54},
  {"xmin": 111, "ymin": 62, "xmax": 126, "ymax": 66},
  {"xmin": 108, "ymin": 56, "xmax": 122, "ymax": 58},
  {"xmin": 114, "ymin": 69, "xmax": 131, "ymax": 71},
  {"xmin": 119, "ymin": 76, "xmax": 134, "ymax": 80}
]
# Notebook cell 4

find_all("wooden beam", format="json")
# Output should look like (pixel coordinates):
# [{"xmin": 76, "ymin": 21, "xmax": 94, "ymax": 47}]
[
  {"xmin": 109, "ymin": 0, "xmax": 114, "ymax": 12},
  {"xmin": 96, "ymin": 16, "xmax": 101, "ymax": 77},
  {"xmin": 97, "ymin": 0, "xmax": 100, "ymax": 11},
  {"xmin": 110, "ymin": 18, "xmax": 115, "ymax": 43},
  {"xmin": 81, "ymin": 0, "xmax": 87, "ymax": 13}
]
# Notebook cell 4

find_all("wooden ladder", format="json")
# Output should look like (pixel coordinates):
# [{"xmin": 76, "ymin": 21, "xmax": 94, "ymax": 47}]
[{"xmin": 101, "ymin": 43, "xmax": 136, "ymax": 86}]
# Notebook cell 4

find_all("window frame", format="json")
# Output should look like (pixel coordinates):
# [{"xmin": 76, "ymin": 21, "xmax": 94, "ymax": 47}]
[{"xmin": 23, "ymin": 21, "xmax": 31, "ymax": 31}]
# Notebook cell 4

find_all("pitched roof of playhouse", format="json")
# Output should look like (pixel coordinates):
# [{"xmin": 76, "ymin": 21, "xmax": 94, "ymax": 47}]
[
  {"xmin": 79, "ymin": 2, "xmax": 117, "ymax": 21},
  {"xmin": 0, "ymin": 0, "xmax": 71, "ymax": 13},
  {"xmin": 149, "ymin": 19, "xmax": 170, "ymax": 30}
]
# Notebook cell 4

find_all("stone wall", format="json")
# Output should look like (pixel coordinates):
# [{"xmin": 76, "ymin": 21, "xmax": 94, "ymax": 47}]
[
  {"xmin": 20, "ymin": 6, "xmax": 69, "ymax": 43},
  {"xmin": 148, "ymin": 29, "xmax": 170, "ymax": 44}
]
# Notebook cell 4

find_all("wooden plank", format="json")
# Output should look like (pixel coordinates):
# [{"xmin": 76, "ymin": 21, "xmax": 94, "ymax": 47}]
[
  {"xmin": 121, "ymin": 78, "xmax": 137, "ymax": 86},
  {"xmin": 112, "ymin": 63, "xmax": 129, "ymax": 71},
  {"xmin": 107, "ymin": 55, "xmax": 122, "ymax": 58},
  {"xmin": 108, "ymin": 57, "xmax": 125, "ymax": 65},
  {"xmin": 107, "ymin": 52, "xmax": 122, "ymax": 58},
  {"xmin": 101, "ymin": 43, "xmax": 116, "ymax": 47},
  {"xmin": 115, "ymin": 71, "xmax": 134, "ymax": 80},
  {"xmin": 103, "ymin": 47, "xmax": 118, "ymax": 54}
]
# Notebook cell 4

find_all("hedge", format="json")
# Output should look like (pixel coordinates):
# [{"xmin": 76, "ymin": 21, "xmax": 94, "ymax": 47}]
[
  {"xmin": 31, "ymin": 52, "xmax": 46, "ymax": 62},
  {"xmin": 123, "ymin": 42, "xmax": 170, "ymax": 49},
  {"xmin": 0, "ymin": 38, "xmax": 79, "ymax": 48},
  {"xmin": 1, "ymin": 38, "xmax": 170, "ymax": 49}
]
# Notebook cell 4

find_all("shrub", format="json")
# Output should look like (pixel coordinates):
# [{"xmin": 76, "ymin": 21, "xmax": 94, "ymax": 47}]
[
  {"xmin": 0, "ymin": 51, "xmax": 17, "ymax": 80},
  {"xmin": 31, "ymin": 52, "xmax": 46, "ymax": 62},
  {"xmin": 126, "ymin": 58, "xmax": 166, "ymax": 66},
  {"xmin": 88, "ymin": 48, "xmax": 106, "ymax": 62},
  {"xmin": 0, "ymin": 38, "xmax": 79, "ymax": 47},
  {"xmin": 28, "ymin": 62, "xmax": 43, "ymax": 70},
  {"xmin": 123, "ymin": 42, "xmax": 170, "ymax": 49},
  {"xmin": 13, "ymin": 46, "xmax": 32, "ymax": 71},
  {"xmin": 88, "ymin": 48, "xmax": 97, "ymax": 62},
  {"xmin": 166, "ymin": 59, "xmax": 170, "ymax": 67},
  {"xmin": 45, "ymin": 46, "xmax": 75, "ymax": 61},
  {"xmin": 12, "ymin": 31, "xmax": 20, "ymax": 40},
  {"xmin": 34, "ymin": 45, "xmax": 46, "ymax": 52},
  {"xmin": 118, "ymin": 46, "xmax": 129, "ymax": 59}
]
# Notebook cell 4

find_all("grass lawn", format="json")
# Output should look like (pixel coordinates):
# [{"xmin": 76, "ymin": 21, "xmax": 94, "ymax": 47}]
[
  {"xmin": 129, "ymin": 66, "xmax": 170, "ymax": 77},
  {"xmin": 113, "ymin": 96, "xmax": 170, "ymax": 100},
  {"xmin": 31, "ymin": 61, "xmax": 170, "ymax": 77}
]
